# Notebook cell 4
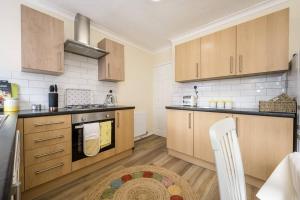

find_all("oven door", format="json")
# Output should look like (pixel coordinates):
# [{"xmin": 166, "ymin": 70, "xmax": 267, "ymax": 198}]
[{"xmin": 72, "ymin": 119, "xmax": 115, "ymax": 162}]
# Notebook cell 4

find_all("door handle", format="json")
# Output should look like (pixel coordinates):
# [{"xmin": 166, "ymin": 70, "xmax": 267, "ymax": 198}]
[
  {"xmin": 34, "ymin": 135, "xmax": 64, "ymax": 143},
  {"xmin": 117, "ymin": 112, "xmax": 120, "ymax": 128},
  {"xmin": 34, "ymin": 149, "xmax": 64, "ymax": 158},
  {"xmin": 188, "ymin": 113, "xmax": 192, "ymax": 129},
  {"xmin": 239, "ymin": 55, "xmax": 243, "ymax": 73},
  {"xmin": 35, "ymin": 162, "xmax": 64, "ymax": 174},
  {"xmin": 108, "ymin": 63, "xmax": 110, "ymax": 78},
  {"xmin": 230, "ymin": 56, "xmax": 233, "ymax": 74}
]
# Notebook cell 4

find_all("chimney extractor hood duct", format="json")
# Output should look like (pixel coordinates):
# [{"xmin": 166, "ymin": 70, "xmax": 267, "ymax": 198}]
[{"xmin": 64, "ymin": 14, "xmax": 108, "ymax": 59}]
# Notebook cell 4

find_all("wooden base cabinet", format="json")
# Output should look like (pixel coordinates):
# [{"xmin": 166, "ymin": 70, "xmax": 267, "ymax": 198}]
[
  {"xmin": 115, "ymin": 109, "xmax": 134, "ymax": 153},
  {"xmin": 235, "ymin": 114, "xmax": 293, "ymax": 180},
  {"xmin": 194, "ymin": 112, "xmax": 231, "ymax": 163},
  {"xmin": 167, "ymin": 109, "xmax": 294, "ymax": 183},
  {"xmin": 167, "ymin": 110, "xmax": 194, "ymax": 156}
]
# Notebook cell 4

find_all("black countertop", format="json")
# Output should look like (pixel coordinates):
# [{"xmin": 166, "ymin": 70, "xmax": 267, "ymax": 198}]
[
  {"xmin": 165, "ymin": 105, "xmax": 296, "ymax": 118},
  {"xmin": 0, "ymin": 113, "xmax": 18, "ymax": 200},
  {"xmin": 18, "ymin": 105, "xmax": 135, "ymax": 118},
  {"xmin": 0, "ymin": 105, "xmax": 135, "ymax": 199}
]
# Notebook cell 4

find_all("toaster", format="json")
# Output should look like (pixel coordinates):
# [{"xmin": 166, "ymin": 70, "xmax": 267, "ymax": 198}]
[{"xmin": 182, "ymin": 95, "xmax": 197, "ymax": 107}]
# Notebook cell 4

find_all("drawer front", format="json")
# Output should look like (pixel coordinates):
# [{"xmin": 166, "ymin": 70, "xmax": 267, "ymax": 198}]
[
  {"xmin": 25, "ymin": 155, "xmax": 71, "ymax": 190},
  {"xmin": 24, "ymin": 115, "xmax": 71, "ymax": 134},
  {"xmin": 24, "ymin": 128, "xmax": 71, "ymax": 150},
  {"xmin": 25, "ymin": 142, "xmax": 71, "ymax": 167}
]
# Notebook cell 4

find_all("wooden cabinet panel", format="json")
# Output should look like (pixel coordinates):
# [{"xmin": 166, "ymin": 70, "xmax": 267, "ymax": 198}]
[
  {"xmin": 21, "ymin": 5, "xmax": 64, "ymax": 75},
  {"xmin": 24, "ymin": 115, "xmax": 71, "ymax": 134},
  {"xmin": 175, "ymin": 39, "xmax": 200, "ymax": 82},
  {"xmin": 235, "ymin": 114, "xmax": 293, "ymax": 180},
  {"xmin": 25, "ymin": 155, "xmax": 71, "ymax": 190},
  {"xmin": 115, "ymin": 109, "xmax": 134, "ymax": 153},
  {"xmin": 167, "ymin": 110, "xmax": 194, "ymax": 156},
  {"xmin": 237, "ymin": 9, "xmax": 289, "ymax": 75},
  {"xmin": 201, "ymin": 27, "xmax": 237, "ymax": 79},
  {"xmin": 194, "ymin": 112, "xmax": 232, "ymax": 163},
  {"xmin": 25, "ymin": 142, "xmax": 71, "ymax": 167},
  {"xmin": 98, "ymin": 38, "xmax": 124, "ymax": 81},
  {"xmin": 24, "ymin": 128, "xmax": 71, "ymax": 150}
]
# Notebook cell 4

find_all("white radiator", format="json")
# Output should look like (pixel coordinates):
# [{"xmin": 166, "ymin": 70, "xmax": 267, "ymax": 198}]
[{"xmin": 134, "ymin": 112, "xmax": 147, "ymax": 138}]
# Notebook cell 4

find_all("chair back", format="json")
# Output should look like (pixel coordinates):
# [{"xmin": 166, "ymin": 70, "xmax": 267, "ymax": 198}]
[{"xmin": 209, "ymin": 117, "xmax": 247, "ymax": 200}]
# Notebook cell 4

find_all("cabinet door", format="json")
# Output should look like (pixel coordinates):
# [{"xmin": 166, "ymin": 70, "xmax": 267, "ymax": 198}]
[
  {"xmin": 115, "ymin": 109, "xmax": 134, "ymax": 153},
  {"xmin": 167, "ymin": 110, "xmax": 194, "ymax": 156},
  {"xmin": 235, "ymin": 114, "xmax": 293, "ymax": 180},
  {"xmin": 21, "ymin": 5, "xmax": 64, "ymax": 75},
  {"xmin": 201, "ymin": 27, "xmax": 236, "ymax": 79},
  {"xmin": 175, "ymin": 39, "xmax": 200, "ymax": 82},
  {"xmin": 194, "ymin": 112, "xmax": 232, "ymax": 163},
  {"xmin": 98, "ymin": 39, "xmax": 124, "ymax": 81},
  {"xmin": 237, "ymin": 9, "xmax": 289, "ymax": 75}
]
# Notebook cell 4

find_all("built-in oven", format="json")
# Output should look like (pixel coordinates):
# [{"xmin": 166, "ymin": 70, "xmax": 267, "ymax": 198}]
[{"xmin": 71, "ymin": 111, "xmax": 115, "ymax": 162}]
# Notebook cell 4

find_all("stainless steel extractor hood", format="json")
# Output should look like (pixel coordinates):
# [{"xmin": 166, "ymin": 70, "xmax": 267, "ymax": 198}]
[{"xmin": 64, "ymin": 14, "xmax": 108, "ymax": 59}]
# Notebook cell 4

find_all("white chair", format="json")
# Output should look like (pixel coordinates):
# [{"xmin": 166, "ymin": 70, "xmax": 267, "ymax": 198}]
[{"xmin": 209, "ymin": 117, "xmax": 247, "ymax": 200}]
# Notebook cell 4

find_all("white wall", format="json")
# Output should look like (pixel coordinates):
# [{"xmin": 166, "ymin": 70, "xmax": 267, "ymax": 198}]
[{"xmin": 0, "ymin": 0, "xmax": 154, "ymax": 133}]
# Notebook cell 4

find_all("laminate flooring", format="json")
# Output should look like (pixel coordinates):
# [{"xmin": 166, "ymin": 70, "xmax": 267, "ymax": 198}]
[{"xmin": 37, "ymin": 135, "xmax": 259, "ymax": 200}]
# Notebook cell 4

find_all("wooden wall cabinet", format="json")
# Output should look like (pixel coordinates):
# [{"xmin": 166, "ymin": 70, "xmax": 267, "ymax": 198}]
[
  {"xmin": 175, "ymin": 39, "xmax": 201, "ymax": 82},
  {"xmin": 98, "ymin": 38, "xmax": 125, "ymax": 81},
  {"xmin": 115, "ymin": 109, "xmax": 134, "ymax": 153},
  {"xmin": 174, "ymin": 8, "xmax": 289, "ymax": 82},
  {"xmin": 235, "ymin": 114, "xmax": 293, "ymax": 180},
  {"xmin": 166, "ymin": 109, "xmax": 194, "ymax": 156},
  {"xmin": 21, "ymin": 5, "xmax": 64, "ymax": 75},
  {"xmin": 200, "ymin": 26, "xmax": 237, "ymax": 79},
  {"xmin": 194, "ymin": 112, "xmax": 231, "ymax": 163},
  {"xmin": 237, "ymin": 9, "xmax": 289, "ymax": 75}
]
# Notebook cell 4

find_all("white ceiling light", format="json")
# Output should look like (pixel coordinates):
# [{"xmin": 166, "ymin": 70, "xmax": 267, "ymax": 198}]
[{"xmin": 151, "ymin": 0, "xmax": 161, "ymax": 2}]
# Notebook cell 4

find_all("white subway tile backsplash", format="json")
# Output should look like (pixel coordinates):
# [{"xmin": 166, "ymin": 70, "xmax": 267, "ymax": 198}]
[
  {"xmin": 168, "ymin": 72, "xmax": 289, "ymax": 109},
  {"xmin": 2, "ymin": 52, "xmax": 117, "ymax": 110}
]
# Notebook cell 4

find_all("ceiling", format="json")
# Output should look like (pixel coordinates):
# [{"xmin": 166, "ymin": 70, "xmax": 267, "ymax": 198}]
[{"xmin": 41, "ymin": 0, "xmax": 267, "ymax": 52}]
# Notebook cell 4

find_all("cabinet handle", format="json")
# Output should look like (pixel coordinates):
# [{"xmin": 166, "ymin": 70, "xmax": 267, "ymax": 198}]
[
  {"xmin": 239, "ymin": 55, "xmax": 243, "ymax": 73},
  {"xmin": 58, "ymin": 52, "xmax": 62, "ymax": 70},
  {"xmin": 34, "ymin": 121, "xmax": 65, "ymax": 127},
  {"xmin": 188, "ymin": 113, "xmax": 192, "ymax": 129},
  {"xmin": 196, "ymin": 63, "xmax": 199, "ymax": 78},
  {"xmin": 108, "ymin": 63, "xmax": 110, "ymax": 78},
  {"xmin": 34, "ymin": 135, "xmax": 64, "ymax": 143},
  {"xmin": 35, "ymin": 162, "xmax": 64, "ymax": 174},
  {"xmin": 230, "ymin": 56, "xmax": 233, "ymax": 74},
  {"xmin": 34, "ymin": 149, "xmax": 64, "ymax": 158},
  {"xmin": 117, "ymin": 112, "xmax": 120, "ymax": 128}
]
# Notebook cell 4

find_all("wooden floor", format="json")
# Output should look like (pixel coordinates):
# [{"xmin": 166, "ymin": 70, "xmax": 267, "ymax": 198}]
[{"xmin": 36, "ymin": 135, "xmax": 259, "ymax": 200}]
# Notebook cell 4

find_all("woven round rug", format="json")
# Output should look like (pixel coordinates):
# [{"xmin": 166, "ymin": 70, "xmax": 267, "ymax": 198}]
[{"xmin": 86, "ymin": 165, "xmax": 198, "ymax": 200}]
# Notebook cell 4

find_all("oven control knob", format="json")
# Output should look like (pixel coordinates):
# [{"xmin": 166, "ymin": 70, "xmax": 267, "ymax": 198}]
[
  {"xmin": 81, "ymin": 116, "xmax": 87, "ymax": 122},
  {"xmin": 106, "ymin": 114, "xmax": 110, "ymax": 118}
]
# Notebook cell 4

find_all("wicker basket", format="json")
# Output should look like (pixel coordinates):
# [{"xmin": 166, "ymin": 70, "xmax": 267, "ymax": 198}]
[{"xmin": 259, "ymin": 93, "xmax": 297, "ymax": 113}]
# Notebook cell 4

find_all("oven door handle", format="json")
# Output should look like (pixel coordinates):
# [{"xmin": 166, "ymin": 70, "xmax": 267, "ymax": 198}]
[{"xmin": 74, "ymin": 125, "xmax": 84, "ymax": 129}]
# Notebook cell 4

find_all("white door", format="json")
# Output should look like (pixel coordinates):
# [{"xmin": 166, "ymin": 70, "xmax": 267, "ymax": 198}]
[{"xmin": 153, "ymin": 63, "xmax": 172, "ymax": 137}]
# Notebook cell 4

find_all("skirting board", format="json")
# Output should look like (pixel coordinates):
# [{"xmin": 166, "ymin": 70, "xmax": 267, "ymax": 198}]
[
  {"xmin": 168, "ymin": 149, "xmax": 264, "ymax": 188},
  {"xmin": 21, "ymin": 150, "xmax": 133, "ymax": 200}
]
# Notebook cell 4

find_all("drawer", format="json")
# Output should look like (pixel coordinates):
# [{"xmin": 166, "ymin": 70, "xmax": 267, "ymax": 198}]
[
  {"xmin": 24, "ymin": 115, "xmax": 71, "ymax": 134},
  {"xmin": 25, "ymin": 142, "xmax": 71, "ymax": 167},
  {"xmin": 25, "ymin": 155, "xmax": 71, "ymax": 190},
  {"xmin": 24, "ymin": 128, "xmax": 71, "ymax": 150}
]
